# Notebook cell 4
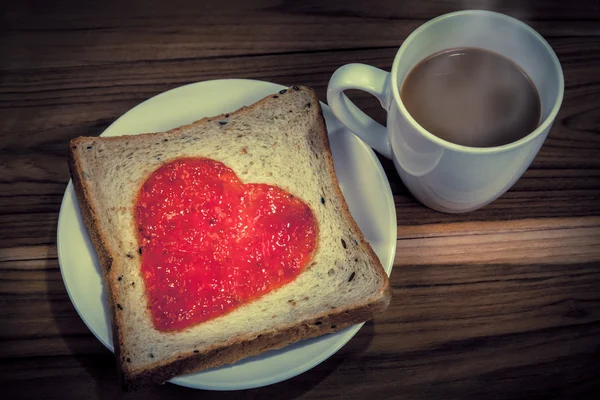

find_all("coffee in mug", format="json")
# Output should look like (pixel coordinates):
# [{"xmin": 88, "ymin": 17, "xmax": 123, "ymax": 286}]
[
  {"xmin": 327, "ymin": 10, "xmax": 564, "ymax": 213},
  {"xmin": 400, "ymin": 47, "xmax": 541, "ymax": 148}
]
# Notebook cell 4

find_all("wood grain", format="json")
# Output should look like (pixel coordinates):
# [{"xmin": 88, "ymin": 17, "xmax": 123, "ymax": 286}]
[{"xmin": 1, "ymin": 0, "xmax": 600, "ymax": 399}]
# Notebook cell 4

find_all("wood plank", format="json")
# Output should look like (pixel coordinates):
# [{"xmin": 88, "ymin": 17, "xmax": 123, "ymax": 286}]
[
  {"xmin": 395, "ymin": 217, "xmax": 600, "ymax": 265},
  {"xmin": 0, "ymin": 245, "xmax": 57, "ymax": 262},
  {"xmin": 2, "ymin": 0, "xmax": 600, "ymax": 71},
  {"xmin": 0, "ymin": 214, "xmax": 59, "ymax": 247}
]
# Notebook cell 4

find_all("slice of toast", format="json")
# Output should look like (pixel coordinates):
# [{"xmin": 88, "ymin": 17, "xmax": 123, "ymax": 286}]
[{"xmin": 68, "ymin": 85, "xmax": 391, "ymax": 389}]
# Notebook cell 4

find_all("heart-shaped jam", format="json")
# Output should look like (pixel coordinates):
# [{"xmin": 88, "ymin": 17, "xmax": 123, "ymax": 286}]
[{"xmin": 136, "ymin": 158, "xmax": 317, "ymax": 331}]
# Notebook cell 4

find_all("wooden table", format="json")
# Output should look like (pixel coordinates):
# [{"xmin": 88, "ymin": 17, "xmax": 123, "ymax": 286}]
[{"xmin": 2, "ymin": 1, "xmax": 599, "ymax": 399}]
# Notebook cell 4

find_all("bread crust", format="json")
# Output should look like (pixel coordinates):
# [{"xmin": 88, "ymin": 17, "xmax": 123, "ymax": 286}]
[
  {"xmin": 125, "ymin": 294, "xmax": 390, "ymax": 390},
  {"xmin": 68, "ymin": 141, "xmax": 128, "ymax": 383},
  {"xmin": 311, "ymin": 95, "xmax": 391, "ymax": 306},
  {"xmin": 68, "ymin": 86, "xmax": 391, "ymax": 390}
]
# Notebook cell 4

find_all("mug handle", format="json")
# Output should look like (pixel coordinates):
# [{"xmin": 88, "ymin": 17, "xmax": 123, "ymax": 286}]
[
  {"xmin": 327, "ymin": 63, "xmax": 394, "ymax": 159},
  {"xmin": 327, "ymin": 63, "xmax": 445, "ymax": 177}
]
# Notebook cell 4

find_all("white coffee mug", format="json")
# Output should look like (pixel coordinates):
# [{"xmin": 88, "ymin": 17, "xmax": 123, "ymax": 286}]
[{"xmin": 327, "ymin": 10, "xmax": 564, "ymax": 213}]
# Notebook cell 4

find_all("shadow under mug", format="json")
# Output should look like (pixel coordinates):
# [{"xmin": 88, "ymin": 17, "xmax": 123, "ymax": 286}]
[{"xmin": 327, "ymin": 10, "xmax": 564, "ymax": 213}]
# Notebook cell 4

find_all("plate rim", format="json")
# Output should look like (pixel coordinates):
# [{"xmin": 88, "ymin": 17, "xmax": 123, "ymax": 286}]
[{"xmin": 56, "ymin": 78, "xmax": 396, "ymax": 390}]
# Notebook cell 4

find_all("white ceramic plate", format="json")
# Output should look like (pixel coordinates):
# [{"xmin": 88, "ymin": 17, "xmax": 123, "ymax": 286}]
[{"xmin": 57, "ymin": 79, "xmax": 396, "ymax": 390}]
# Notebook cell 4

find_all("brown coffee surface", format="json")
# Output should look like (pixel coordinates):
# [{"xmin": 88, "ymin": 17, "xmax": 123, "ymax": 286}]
[{"xmin": 400, "ymin": 47, "xmax": 541, "ymax": 147}]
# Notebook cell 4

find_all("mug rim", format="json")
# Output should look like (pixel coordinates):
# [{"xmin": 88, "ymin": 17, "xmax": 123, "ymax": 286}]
[{"xmin": 391, "ymin": 9, "xmax": 565, "ymax": 154}]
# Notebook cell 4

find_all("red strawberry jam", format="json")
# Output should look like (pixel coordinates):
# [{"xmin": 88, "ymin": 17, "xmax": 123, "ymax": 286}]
[{"xmin": 135, "ymin": 158, "xmax": 317, "ymax": 331}]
